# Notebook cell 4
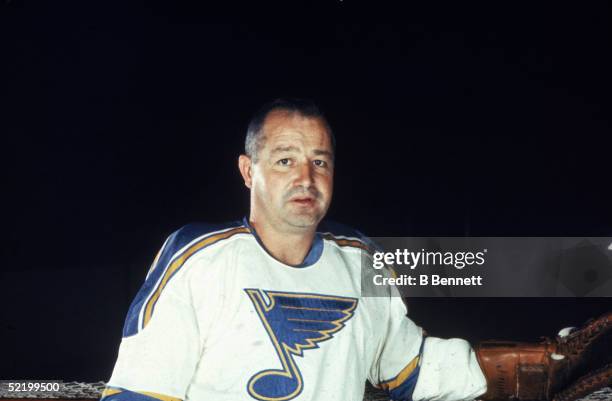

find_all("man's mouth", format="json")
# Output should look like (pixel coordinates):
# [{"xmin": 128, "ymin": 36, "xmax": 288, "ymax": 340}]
[{"xmin": 290, "ymin": 196, "xmax": 316, "ymax": 206}]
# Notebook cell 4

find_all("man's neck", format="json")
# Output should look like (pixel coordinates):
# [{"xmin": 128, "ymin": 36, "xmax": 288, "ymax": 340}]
[{"xmin": 249, "ymin": 217, "xmax": 316, "ymax": 266}]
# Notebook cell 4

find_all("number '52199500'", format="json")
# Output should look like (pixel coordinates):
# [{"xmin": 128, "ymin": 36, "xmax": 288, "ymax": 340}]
[{"xmin": 7, "ymin": 382, "xmax": 60, "ymax": 392}]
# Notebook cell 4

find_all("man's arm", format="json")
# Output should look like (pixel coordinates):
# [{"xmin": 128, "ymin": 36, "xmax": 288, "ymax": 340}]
[
  {"xmin": 368, "ymin": 294, "xmax": 487, "ymax": 401},
  {"xmin": 102, "ymin": 225, "xmax": 224, "ymax": 401}
]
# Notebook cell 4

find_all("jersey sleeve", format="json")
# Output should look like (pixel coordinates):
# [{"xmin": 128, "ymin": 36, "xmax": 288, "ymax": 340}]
[
  {"xmin": 103, "ymin": 288, "xmax": 202, "ymax": 401},
  {"xmin": 412, "ymin": 337, "xmax": 487, "ymax": 401},
  {"xmin": 102, "ymin": 226, "xmax": 218, "ymax": 401},
  {"xmin": 368, "ymin": 291, "xmax": 424, "ymax": 401},
  {"xmin": 369, "ymin": 288, "xmax": 486, "ymax": 401}
]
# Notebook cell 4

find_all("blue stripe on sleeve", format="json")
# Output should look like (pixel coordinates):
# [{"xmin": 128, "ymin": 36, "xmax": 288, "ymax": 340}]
[
  {"xmin": 388, "ymin": 365, "xmax": 420, "ymax": 401},
  {"xmin": 101, "ymin": 389, "xmax": 179, "ymax": 401}
]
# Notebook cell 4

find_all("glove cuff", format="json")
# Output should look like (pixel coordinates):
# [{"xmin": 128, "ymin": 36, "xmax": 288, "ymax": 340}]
[{"xmin": 476, "ymin": 340, "xmax": 561, "ymax": 401}]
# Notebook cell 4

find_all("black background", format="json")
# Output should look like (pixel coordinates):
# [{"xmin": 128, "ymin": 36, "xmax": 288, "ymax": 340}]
[{"xmin": 1, "ymin": 0, "xmax": 611, "ymax": 382}]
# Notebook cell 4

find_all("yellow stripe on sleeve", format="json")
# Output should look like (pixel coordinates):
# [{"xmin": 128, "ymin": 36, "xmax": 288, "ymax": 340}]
[
  {"xmin": 140, "ymin": 391, "xmax": 182, "ymax": 401},
  {"xmin": 101, "ymin": 387, "xmax": 182, "ymax": 401},
  {"xmin": 378, "ymin": 355, "xmax": 420, "ymax": 391},
  {"xmin": 101, "ymin": 388, "xmax": 122, "ymax": 398}
]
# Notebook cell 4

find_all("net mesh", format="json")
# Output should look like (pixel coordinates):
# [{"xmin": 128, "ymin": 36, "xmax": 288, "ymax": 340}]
[
  {"xmin": 0, "ymin": 382, "xmax": 106, "ymax": 399},
  {"xmin": 364, "ymin": 387, "xmax": 612, "ymax": 401},
  {"xmin": 0, "ymin": 383, "xmax": 611, "ymax": 401}
]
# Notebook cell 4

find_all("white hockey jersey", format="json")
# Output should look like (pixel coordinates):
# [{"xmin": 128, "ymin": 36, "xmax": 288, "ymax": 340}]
[{"xmin": 103, "ymin": 219, "xmax": 486, "ymax": 401}]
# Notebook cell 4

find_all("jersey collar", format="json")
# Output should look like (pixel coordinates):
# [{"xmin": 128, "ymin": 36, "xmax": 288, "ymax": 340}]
[{"xmin": 242, "ymin": 217, "xmax": 324, "ymax": 268}]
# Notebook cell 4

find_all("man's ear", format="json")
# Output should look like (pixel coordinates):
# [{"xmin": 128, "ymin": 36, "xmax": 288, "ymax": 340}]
[{"xmin": 238, "ymin": 154, "xmax": 253, "ymax": 189}]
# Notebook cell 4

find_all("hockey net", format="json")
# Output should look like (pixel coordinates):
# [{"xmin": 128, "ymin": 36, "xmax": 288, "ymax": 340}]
[{"xmin": 0, "ymin": 382, "xmax": 611, "ymax": 401}]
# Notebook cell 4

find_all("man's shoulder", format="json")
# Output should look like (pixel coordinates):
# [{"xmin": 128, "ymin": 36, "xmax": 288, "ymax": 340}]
[
  {"xmin": 161, "ymin": 220, "xmax": 250, "ymax": 259},
  {"xmin": 318, "ymin": 220, "xmax": 378, "ymax": 252}
]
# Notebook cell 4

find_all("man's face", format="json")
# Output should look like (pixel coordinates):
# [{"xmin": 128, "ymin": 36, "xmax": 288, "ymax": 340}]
[{"xmin": 240, "ymin": 110, "xmax": 334, "ymax": 233}]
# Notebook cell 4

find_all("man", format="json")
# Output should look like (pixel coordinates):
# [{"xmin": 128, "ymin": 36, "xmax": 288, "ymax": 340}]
[{"xmin": 103, "ymin": 99, "xmax": 610, "ymax": 401}]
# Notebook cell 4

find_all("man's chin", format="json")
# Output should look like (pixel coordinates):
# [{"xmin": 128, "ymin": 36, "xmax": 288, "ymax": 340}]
[{"xmin": 283, "ymin": 213, "xmax": 322, "ymax": 230}]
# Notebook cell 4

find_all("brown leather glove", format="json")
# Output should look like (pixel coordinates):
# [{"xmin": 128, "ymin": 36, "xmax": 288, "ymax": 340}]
[
  {"xmin": 475, "ymin": 312, "xmax": 612, "ymax": 401},
  {"xmin": 553, "ymin": 363, "xmax": 612, "ymax": 401}
]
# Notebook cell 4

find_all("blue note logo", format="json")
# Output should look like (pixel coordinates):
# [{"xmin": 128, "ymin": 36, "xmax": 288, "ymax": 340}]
[{"xmin": 244, "ymin": 289, "xmax": 358, "ymax": 401}]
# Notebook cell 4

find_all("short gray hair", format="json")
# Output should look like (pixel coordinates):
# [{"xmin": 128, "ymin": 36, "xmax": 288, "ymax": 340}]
[{"xmin": 245, "ymin": 98, "xmax": 335, "ymax": 162}]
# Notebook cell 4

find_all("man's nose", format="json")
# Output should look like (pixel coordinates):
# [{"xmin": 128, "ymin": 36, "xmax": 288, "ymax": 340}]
[{"xmin": 294, "ymin": 162, "xmax": 314, "ymax": 187}]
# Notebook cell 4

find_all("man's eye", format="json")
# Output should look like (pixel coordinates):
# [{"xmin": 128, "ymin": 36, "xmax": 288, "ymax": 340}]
[
  {"xmin": 313, "ymin": 160, "xmax": 328, "ymax": 168},
  {"xmin": 277, "ymin": 158, "xmax": 291, "ymax": 166}
]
